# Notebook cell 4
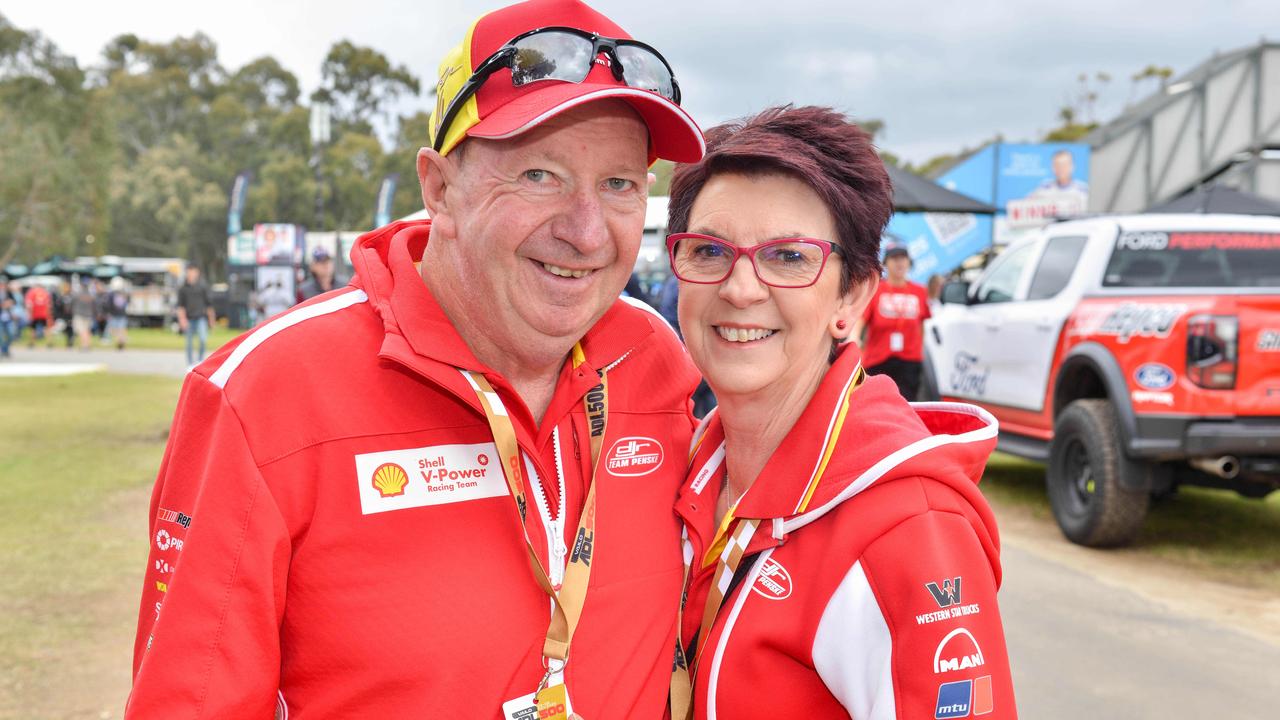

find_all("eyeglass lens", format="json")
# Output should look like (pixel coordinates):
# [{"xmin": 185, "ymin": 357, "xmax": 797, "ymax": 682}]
[
  {"xmin": 510, "ymin": 31, "xmax": 674, "ymax": 99},
  {"xmin": 511, "ymin": 31, "xmax": 593, "ymax": 86},
  {"xmin": 672, "ymin": 237, "xmax": 829, "ymax": 287}
]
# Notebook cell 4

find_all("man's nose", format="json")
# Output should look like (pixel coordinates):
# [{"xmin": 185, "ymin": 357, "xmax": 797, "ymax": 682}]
[{"xmin": 550, "ymin": 186, "xmax": 609, "ymax": 254}]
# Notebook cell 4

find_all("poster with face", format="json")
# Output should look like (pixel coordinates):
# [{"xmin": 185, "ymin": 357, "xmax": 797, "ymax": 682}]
[{"xmin": 255, "ymin": 224, "xmax": 299, "ymax": 265}]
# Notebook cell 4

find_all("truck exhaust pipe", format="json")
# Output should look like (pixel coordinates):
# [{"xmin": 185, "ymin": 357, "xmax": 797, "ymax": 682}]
[{"xmin": 1190, "ymin": 456, "xmax": 1240, "ymax": 480}]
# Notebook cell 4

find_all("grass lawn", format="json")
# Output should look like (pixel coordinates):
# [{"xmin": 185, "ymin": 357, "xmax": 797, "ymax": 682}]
[
  {"xmin": 118, "ymin": 326, "xmax": 241, "ymax": 352},
  {"xmin": 981, "ymin": 452, "xmax": 1280, "ymax": 592},
  {"xmin": 0, "ymin": 373, "xmax": 181, "ymax": 720}
]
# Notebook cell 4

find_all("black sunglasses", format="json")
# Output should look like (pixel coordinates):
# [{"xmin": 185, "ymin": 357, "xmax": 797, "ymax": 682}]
[{"xmin": 432, "ymin": 26, "xmax": 682, "ymax": 152}]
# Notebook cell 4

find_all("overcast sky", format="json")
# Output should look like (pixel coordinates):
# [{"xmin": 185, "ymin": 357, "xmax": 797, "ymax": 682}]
[{"xmin": 6, "ymin": 0, "xmax": 1277, "ymax": 163}]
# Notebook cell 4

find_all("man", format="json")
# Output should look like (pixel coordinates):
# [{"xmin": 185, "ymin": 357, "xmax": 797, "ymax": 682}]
[
  {"xmin": 1031, "ymin": 148, "xmax": 1089, "ymax": 215},
  {"xmin": 176, "ymin": 265, "xmax": 215, "ymax": 366},
  {"xmin": 296, "ymin": 246, "xmax": 336, "ymax": 302},
  {"xmin": 854, "ymin": 245, "xmax": 932, "ymax": 400},
  {"xmin": 70, "ymin": 279, "xmax": 96, "ymax": 351},
  {"xmin": 126, "ymin": 1, "xmax": 703, "ymax": 718}
]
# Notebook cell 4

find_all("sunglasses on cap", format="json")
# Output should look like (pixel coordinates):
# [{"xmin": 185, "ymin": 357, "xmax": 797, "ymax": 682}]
[{"xmin": 432, "ymin": 26, "xmax": 682, "ymax": 153}]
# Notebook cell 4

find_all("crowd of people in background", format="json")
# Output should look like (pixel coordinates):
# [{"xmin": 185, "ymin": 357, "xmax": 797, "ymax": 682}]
[{"xmin": 0, "ymin": 275, "xmax": 131, "ymax": 358}]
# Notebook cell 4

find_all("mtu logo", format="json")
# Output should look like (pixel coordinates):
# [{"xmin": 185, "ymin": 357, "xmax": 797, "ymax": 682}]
[{"xmin": 935, "ymin": 675, "xmax": 993, "ymax": 718}]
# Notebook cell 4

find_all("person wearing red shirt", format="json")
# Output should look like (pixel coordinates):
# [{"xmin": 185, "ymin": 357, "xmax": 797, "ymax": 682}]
[
  {"xmin": 125, "ymin": 2, "xmax": 705, "ymax": 718},
  {"xmin": 854, "ymin": 245, "xmax": 932, "ymax": 400},
  {"xmin": 24, "ymin": 284, "xmax": 53, "ymax": 348},
  {"xmin": 665, "ymin": 106, "xmax": 1015, "ymax": 719}
]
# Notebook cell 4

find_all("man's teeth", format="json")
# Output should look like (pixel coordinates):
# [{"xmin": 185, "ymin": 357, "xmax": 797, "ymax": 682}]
[
  {"xmin": 542, "ymin": 262, "xmax": 591, "ymax": 279},
  {"xmin": 717, "ymin": 327, "xmax": 776, "ymax": 342}
]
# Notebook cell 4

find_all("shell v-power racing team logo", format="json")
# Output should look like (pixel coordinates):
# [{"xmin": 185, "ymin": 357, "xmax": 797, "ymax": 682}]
[{"xmin": 355, "ymin": 442, "xmax": 507, "ymax": 515}]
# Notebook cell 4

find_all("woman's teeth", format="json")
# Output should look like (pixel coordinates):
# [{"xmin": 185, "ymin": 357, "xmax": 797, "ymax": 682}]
[
  {"xmin": 542, "ymin": 262, "xmax": 591, "ymax": 279},
  {"xmin": 716, "ymin": 327, "xmax": 776, "ymax": 342}
]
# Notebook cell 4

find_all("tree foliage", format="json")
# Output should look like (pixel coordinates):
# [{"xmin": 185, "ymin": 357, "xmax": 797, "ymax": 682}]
[{"xmin": 0, "ymin": 12, "xmax": 430, "ymax": 278}]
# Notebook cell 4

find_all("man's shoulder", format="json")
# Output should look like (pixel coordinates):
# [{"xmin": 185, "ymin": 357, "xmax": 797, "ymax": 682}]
[{"xmin": 195, "ymin": 288, "xmax": 377, "ymax": 395}]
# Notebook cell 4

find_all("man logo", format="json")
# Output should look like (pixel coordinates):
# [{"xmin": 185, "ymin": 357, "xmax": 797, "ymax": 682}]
[
  {"xmin": 927, "ymin": 577, "xmax": 962, "ymax": 608},
  {"xmin": 934, "ymin": 627, "xmax": 985, "ymax": 674},
  {"xmin": 604, "ymin": 436, "xmax": 664, "ymax": 477}
]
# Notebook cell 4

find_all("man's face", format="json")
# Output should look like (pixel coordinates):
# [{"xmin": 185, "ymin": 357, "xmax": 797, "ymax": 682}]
[
  {"xmin": 186, "ymin": 268, "xmax": 199, "ymax": 283},
  {"xmin": 426, "ymin": 101, "xmax": 650, "ymax": 357},
  {"xmin": 1053, "ymin": 153, "xmax": 1074, "ymax": 186},
  {"xmin": 885, "ymin": 255, "xmax": 911, "ymax": 281},
  {"xmin": 311, "ymin": 258, "xmax": 334, "ymax": 281}
]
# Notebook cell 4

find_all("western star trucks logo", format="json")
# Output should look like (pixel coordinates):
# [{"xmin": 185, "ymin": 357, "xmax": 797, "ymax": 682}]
[
  {"xmin": 1094, "ymin": 303, "xmax": 1186, "ymax": 343},
  {"xmin": 604, "ymin": 436, "xmax": 664, "ymax": 477},
  {"xmin": 918, "ymin": 577, "xmax": 982, "ymax": 625},
  {"xmin": 354, "ymin": 442, "xmax": 506, "ymax": 515}
]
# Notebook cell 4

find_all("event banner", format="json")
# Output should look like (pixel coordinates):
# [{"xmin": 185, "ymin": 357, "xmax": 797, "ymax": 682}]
[{"xmin": 939, "ymin": 143, "xmax": 1090, "ymax": 247}]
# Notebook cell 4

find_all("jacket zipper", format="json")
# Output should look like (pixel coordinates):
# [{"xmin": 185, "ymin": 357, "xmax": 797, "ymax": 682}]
[{"xmin": 529, "ymin": 427, "xmax": 569, "ymax": 587}]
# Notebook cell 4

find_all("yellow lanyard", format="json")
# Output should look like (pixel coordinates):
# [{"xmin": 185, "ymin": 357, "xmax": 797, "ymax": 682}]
[
  {"xmin": 668, "ymin": 365, "xmax": 865, "ymax": 719},
  {"xmin": 463, "ymin": 343, "xmax": 607, "ymax": 686}
]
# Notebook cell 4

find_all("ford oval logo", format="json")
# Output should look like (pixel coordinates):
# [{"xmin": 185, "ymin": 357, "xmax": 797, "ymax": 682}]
[{"xmin": 1134, "ymin": 363, "xmax": 1175, "ymax": 390}]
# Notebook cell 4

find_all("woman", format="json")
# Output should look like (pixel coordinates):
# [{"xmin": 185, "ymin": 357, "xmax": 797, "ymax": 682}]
[{"xmin": 666, "ymin": 106, "xmax": 1016, "ymax": 719}]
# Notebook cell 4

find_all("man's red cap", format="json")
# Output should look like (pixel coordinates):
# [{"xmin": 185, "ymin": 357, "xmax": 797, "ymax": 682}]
[{"xmin": 428, "ymin": 0, "xmax": 704, "ymax": 163}]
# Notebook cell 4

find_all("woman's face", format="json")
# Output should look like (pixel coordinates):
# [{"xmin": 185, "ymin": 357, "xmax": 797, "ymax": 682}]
[{"xmin": 677, "ymin": 172, "xmax": 868, "ymax": 402}]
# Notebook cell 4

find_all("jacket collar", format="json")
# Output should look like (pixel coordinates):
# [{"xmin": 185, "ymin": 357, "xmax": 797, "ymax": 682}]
[{"xmin": 350, "ymin": 220, "xmax": 657, "ymax": 437}]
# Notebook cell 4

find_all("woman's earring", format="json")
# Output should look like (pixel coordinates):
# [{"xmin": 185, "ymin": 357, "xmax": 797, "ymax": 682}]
[{"xmin": 836, "ymin": 320, "xmax": 848, "ymax": 331}]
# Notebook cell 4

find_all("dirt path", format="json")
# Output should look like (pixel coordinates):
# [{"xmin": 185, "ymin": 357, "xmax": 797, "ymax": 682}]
[{"xmin": 991, "ymin": 498, "xmax": 1280, "ymax": 648}]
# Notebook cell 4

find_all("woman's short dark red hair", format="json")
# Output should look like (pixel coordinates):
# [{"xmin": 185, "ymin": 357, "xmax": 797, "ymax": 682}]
[{"xmin": 668, "ymin": 105, "xmax": 893, "ymax": 291}]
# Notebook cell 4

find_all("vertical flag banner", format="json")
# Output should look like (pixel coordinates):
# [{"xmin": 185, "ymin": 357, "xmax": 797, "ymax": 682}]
[
  {"xmin": 374, "ymin": 174, "xmax": 400, "ymax": 229},
  {"xmin": 227, "ymin": 171, "xmax": 253, "ymax": 236}
]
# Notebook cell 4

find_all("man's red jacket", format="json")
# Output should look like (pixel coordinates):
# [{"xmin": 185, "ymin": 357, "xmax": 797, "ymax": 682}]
[{"xmin": 127, "ymin": 220, "xmax": 700, "ymax": 718}]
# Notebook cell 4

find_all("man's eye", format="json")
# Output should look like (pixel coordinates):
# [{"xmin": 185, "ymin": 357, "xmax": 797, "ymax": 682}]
[
  {"xmin": 524, "ymin": 169, "xmax": 548, "ymax": 182},
  {"xmin": 605, "ymin": 178, "xmax": 634, "ymax": 191}
]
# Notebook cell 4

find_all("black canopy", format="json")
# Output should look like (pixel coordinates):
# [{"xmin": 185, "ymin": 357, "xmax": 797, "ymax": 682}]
[
  {"xmin": 1146, "ymin": 183, "xmax": 1280, "ymax": 215},
  {"xmin": 886, "ymin": 163, "xmax": 996, "ymax": 214}
]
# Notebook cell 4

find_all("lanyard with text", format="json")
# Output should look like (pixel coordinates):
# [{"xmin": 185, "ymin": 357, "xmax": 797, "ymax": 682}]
[
  {"xmin": 464, "ymin": 343, "xmax": 606, "ymax": 710},
  {"xmin": 668, "ymin": 365, "xmax": 866, "ymax": 720}
]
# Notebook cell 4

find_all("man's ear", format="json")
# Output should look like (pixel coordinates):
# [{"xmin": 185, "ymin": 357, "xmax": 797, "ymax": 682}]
[
  {"xmin": 831, "ymin": 275, "xmax": 878, "ymax": 340},
  {"xmin": 418, "ymin": 147, "xmax": 458, "ymax": 238}
]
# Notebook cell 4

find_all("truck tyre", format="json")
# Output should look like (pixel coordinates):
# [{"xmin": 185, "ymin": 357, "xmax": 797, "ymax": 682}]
[{"xmin": 1047, "ymin": 399, "xmax": 1150, "ymax": 547}]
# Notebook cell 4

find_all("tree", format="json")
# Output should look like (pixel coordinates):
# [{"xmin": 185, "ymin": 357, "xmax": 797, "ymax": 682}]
[{"xmin": 319, "ymin": 40, "xmax": 420, "ymax": 135}]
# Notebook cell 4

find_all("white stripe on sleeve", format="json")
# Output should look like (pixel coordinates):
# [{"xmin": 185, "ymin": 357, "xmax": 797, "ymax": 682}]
[{"xmin": 811, "ymin": 560, "xmax": 897, "ymax": 720}]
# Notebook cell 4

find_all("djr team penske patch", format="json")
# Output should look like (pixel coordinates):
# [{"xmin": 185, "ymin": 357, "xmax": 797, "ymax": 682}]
[{"xmin": 355, "ymin": 442, "xmax": 506, "ymax": 515}]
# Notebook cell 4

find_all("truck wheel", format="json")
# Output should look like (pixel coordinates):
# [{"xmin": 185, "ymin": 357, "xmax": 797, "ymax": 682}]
[{"xmin": 1047, "ymin": 400, "xmax": 1150, "ymax": 547}]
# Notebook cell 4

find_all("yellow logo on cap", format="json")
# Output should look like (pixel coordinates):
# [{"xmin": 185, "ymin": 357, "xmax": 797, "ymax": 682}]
[
  {"xmin": 372, "ymin": 463, "xmax": 410, "ymax": 498},
  {"xmin": 429, "ymin": 20, "xmax": 482, "ymax": 156}
]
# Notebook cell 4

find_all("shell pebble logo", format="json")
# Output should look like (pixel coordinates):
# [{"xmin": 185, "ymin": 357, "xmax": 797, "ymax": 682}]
[{"xmin": 372, "ymin": 463, "xmax": 410, "ymax": 498}]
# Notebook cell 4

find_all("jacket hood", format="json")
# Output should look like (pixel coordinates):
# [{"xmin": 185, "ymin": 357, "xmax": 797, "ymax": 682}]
[{"xmin": 685, "ymin": 342, "xmax": 1000, "ymax": 558}]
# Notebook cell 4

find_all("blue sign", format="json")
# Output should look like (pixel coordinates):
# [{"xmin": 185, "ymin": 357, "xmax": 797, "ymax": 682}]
[
  {"xmin": 935, "ymin": 679, "xmax": 973, "ymax": 719},
  {"xmin": 885, "ymin": 212, "xmax": 993, "ymax": 284}
]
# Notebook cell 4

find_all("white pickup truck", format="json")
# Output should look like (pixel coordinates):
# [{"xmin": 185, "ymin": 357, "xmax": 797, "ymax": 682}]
[{"xmin": 923, "ymin": 213, "xmax": 1280, "ymax": 546}]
